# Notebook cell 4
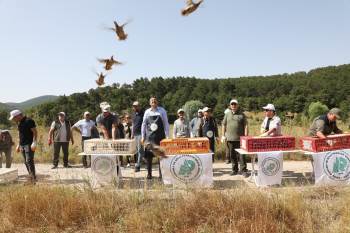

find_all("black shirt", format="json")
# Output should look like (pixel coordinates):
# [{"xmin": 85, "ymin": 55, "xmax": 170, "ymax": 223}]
[
  {"xmin": 18, "ymin": 116, "xmax": 36, "ymax": 146},
  {"xmin": 132, "ymin": 110, "xmax": 144, "ymax": 136},
  {"xmin": 96, "ymin": 113, "xmax": 118, "ymax": 138}
]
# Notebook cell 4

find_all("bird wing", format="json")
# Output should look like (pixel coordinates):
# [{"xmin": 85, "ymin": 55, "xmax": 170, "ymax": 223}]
[{"xmin": 97, "ymin": 58, "xmax": 109, "ymax": 64}]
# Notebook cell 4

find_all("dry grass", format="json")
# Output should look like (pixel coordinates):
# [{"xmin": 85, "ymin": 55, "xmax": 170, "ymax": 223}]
[{"xmin": 0, "ymin": 185, "xmax": 349, "ymax": 233}]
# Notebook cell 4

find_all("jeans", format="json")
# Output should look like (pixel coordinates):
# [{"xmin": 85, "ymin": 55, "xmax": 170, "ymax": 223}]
[
  {"xmin": 53, "ymin": 142, "xmax": 69, "ymax": 166},
  {"xmin": 81, "ymin": 137, "xmax": 91, "ymax": 168},
  {"xmin": 0, "ymin": 148, "xmax": 12, "ymax": 168},
  {"xmin": 134, "ymin": 135, "xmax": 144, "ymax": 168},
  {"xmin": 227, "ymin": 141, "xmax": 247, "ymax": 172},
  {"xmin": 21, "ymin": 145, "xmax": 36, "ymax": 179}
]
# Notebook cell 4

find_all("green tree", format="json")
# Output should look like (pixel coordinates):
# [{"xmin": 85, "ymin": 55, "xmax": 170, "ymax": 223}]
[{"xmin": 182, "ymin": 100, "xmax": 204, "ymax": 121}]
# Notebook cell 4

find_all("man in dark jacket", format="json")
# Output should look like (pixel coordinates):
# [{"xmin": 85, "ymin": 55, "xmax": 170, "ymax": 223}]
[
  {"xmin": 308, "ymin": 108, "xmax": 343, "ymax": 138},
  {"xmin": 199, "ymin": 107, "xmax": 218, "ymax": 162}
]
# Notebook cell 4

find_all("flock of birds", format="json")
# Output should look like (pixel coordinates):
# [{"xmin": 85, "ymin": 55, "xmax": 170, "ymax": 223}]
[{"xmin": 94, "ymin": 0, "xmax": 204, "ymax": 87}]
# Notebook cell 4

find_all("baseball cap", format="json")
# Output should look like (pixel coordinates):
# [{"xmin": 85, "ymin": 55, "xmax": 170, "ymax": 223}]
[
  {"xmin": 102, "ymin": 105, "xmax": 111, "ymax": 112},
  {"xmin": 58, "ymin": 112, "xmax": 66, "ymax": 116},
  {"xmin": 9, "ymin": 109, "xmax": 22, "ymax": 120},
  {"xmin": 329, "ymin": 108, "xmax": 342, "ymax": 119},
  {"xmin": 262, "ymin": 104, "xmax": 276, "ymax": 111},
  {"xmin": 230, "ymin": 99, "xmax": 238, "ymax": 105},
  {"xmin": 84, "ymin": 111, "xmax": 91, "ymax": 116},
  {"xmin": 198, "ymin": 109, "xmax": 203, "ymax": 113},
  {"xmin": 177, "ymin": 108, "xmax": 185, "ymax": 114},
  {"xmin": 132, "ymin": 101, "xmax": 139, "ymax": 106},
  {"xmin": 202, "ymin": 107, "xmax": 211, "ymax": 112}
]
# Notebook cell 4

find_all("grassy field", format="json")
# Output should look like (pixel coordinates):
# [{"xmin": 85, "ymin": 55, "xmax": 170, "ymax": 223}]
[{"xmin": 0, "ymin": 185, "xmax": 349, "ymax": 233}]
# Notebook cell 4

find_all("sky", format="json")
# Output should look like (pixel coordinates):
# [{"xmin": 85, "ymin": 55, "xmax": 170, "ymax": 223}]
[{"xmin": 0, "ymin": 0, "xmax": 349, "ymax": 102}]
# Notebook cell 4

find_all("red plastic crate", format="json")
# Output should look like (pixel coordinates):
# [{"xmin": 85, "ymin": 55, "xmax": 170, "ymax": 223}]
[
  {"xmin": 240, "ymin": 136, "xmax": 296, "ymax": 152},
  {"xmin": 160, "ymin": 137, "xmax": 210, "ymax": 155},
  {"xmin": 300, "ymin": 134, "xmax": 350, "ymax": 152}
]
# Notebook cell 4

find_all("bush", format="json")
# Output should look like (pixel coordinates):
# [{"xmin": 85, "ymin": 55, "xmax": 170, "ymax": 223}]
[
  {"xmin": 308, "ymin": 102, "xmax": 329, "ymax": 120},
  {"xmin": 182, "ymin": 100, "xmax": 204, "ymax": 121}
]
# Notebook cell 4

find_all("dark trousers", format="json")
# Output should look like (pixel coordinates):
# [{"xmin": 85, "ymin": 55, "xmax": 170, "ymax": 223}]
[
  {"xmin": 209, "ymin": 138, "xmax": 215, "ymax": 162},
  {"xmin": 82, "ymin": 137, "xmax": 91, "ymax": 168},
  {"xmin": 145, "ymin": 149, "xmax": 162, "ymax": 178},
  {"xmin": 0, "ymin": 148, "xmax": 12, "ymax": 168},
  {"xmin": 21, "ymin": 145, "xmax": 36, "ymax": 179},
  {"xmin": 53, "ymin": 142, "xmax": 69, "ymax": 166},
  {"xmin": 227, "ymin": 141, "xmax": 247, "ymax": 172},
  {"xmin": 225, "ymin": 143, "xmax": 231, "ymax": 162}
]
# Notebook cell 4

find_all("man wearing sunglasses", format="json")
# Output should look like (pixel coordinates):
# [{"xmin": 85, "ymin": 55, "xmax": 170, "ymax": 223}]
[
  {"xmin": 260, "ymin": 104, "xmax": 282, "ymax": 137},
  {"xmin": 222, "ymin": 99, "xmax": 249, "ymax": 177}
]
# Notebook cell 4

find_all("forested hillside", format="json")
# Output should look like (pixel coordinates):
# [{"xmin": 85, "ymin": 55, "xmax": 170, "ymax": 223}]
[{"xmin": 5, "ymin": 64, "xmax": 350, "ymax": 126}]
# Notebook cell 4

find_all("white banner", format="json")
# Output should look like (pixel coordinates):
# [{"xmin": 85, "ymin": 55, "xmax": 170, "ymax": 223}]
[
  {"xmin": 160, "ymin": 153, "xmax": 213, "ymax": 187},
  {"xmin": 256, "ymin": 152, "xmax": 283, "ymax": 186},
  {"xmin": 91, "ymin": 154, "xmax": 120, "ymax": 187},
  {"xmin": 312, "ymin": 149, "xmax": 350, "ymax": 186}
]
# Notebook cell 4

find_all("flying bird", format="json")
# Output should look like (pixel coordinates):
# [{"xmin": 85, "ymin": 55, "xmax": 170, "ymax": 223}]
[
  {"xmin": 107, "ymin": 20, "xmax": 131, "ymax": 41},
  {"xmin": 145, "ymin": 143, "xmax": 167, "ymax": 158},
  {"xmin": 95, "ymin": 72, "xmax": 106, "ymax": 86},
  {"xmin": 181, "ymin": 0, "xmax": 203, "ymax": 16},
  {"xmin": 97, "ymin": 55, "xmax": 122, "ymax": 71}
]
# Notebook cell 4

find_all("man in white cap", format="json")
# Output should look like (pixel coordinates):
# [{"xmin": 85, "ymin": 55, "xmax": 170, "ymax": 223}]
[
  {"xmin": 132, "ymin": 101, "xmax": 144, "ymax": 172},
  {"xmin": 173, "ymin": 108, "xmax": 190, "ymax": 138},
  {"xmin": 222, "ymin": 99, "xmax": 249, "ymax": 177},
  {"xmin": 199, "ymin": 107, "xmax": 218, "ymax": 162},
  {"xmin": 72, "ymin": 111, "xmax": 97, "ymax": 168},
  {"xmin": 260, "ymin": 104, "xmax": 282, "ymax": 137},
  {"xmin": 96, "ymin": 102, "xmax": 119, "ymax": 139},
  {"xmin": 190, "ymin": 109, "xmax": 203, "ymax": 138},
  {"xmin": 9, "ymin": 110, "xmax": 37, "ymax": 183},
  {"xmin": 48, "ymin": 112, "xmax": 74, "ymax": 169}
]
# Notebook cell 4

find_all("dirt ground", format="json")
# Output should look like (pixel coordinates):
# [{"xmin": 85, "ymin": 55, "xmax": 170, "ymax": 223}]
[{"xmin": 4, "ymin": 160, "xmax": 314, "ymax": 189}]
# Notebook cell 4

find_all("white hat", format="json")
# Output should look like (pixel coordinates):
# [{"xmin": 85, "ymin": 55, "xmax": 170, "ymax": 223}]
[
  {"xmin": 177, "ymin": 108, "xmax": 185, "ymax": 114},
  {"xmin": 9, "ymin": 109, "xmax": 22, "ymax": 120},
  {"xmin": 102, "ymin": 105, "xmax": 111, "ymax": 112},
  {"xmin": 84, "ymin": 111, "xmax": 91, "ymax": 116},
  {"xmin": 58, "ymin": 112, "xmax": 66, "ymax": 116},
  {"xmin": 202, "ymin": 107, "xmax": 211, "ymax": 112},
  {"xmin": 262, "ymin": 104, "xmax": 276, "ymax": 111},
  {"xmin": 230, "ymin": 99, "xmax": 238, "ymax": 105},
  {"xmin": 198, "ymin": 109, "xmax": 203, "ymax": 113},
  {"xmin": 132, "ymin": 101, "xmax": 140, "ymax": 106}
]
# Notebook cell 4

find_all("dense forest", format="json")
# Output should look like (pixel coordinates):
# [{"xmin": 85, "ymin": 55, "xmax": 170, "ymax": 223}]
[{"xmin": 1, "ymin": 64, "xmax": 350, "ymax": 127}]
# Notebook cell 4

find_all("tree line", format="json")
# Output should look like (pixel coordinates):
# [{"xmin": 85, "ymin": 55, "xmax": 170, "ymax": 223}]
[{"xmin": 2, "ymin": 63, "xmax": 350, "ymax": 127}]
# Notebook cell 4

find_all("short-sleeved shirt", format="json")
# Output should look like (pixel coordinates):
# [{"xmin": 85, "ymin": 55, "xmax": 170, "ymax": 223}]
[
  {"xmin": 18, "ymin": 116, "xmax": 36, "ymax": 146},
  {"xmin": 222, "ymin": 110, "xmax": 247, "ymax": 141},
  {"xmin": 260, "ymin": 115, "xmax": 282, "ymax": 136},
  {"xmin": 173, "ymin": 118, "xmax": 190, "ymax": 138},
  {"xmin": 73, "ymin": 119, "xmax": 96, "ymax": 137},
  {"xmin": 308, "ymin": 115, "xmax": 342, "ymax": 136},
  {"xmin": 96, "ymin": 112, "xmax": 118, "ymax": 138}
]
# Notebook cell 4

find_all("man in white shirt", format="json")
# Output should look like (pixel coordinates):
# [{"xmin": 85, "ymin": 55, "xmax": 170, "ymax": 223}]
[
  {"xmin": 48, "ymin": 112, "xmax": 74, "ymax": 169},
  {"xmin": 72, "ymin": 111, "xmax": 96, "ymax": 168},
  {"xmin": 260, "ymin": 104, "xmax": 282, "ymax": 137}
]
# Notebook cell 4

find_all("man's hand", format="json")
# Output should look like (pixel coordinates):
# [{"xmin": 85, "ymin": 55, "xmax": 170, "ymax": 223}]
[
  {"xmin": 141, "ymin": 138, "xmax": 144, "ymax": 145},
  {"xmin": 48, "ymin": 138, "xmax": 53, "ymax": 146},
  {"xmin": 16, "ymin": 145, "xmax": 20, "ymax": 153},
  {"xmin": 31, "ymin": 141, "xmax": 37, "ymax": 152},
  {"xmin": 259, "ymin": 132, "xmax": 269, "ymax": 137}
]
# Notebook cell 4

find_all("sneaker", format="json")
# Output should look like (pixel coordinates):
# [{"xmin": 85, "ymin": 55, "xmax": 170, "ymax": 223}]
[
  {"xmin": 64, "ymin": 165, "xmax": 72, "ymax": 168},
  {"xmin": 51, "ymin": 165, "xmax": 58, "ymax": 169},
  {"xmin": 226, "ymin": 160, "xmax": 231, "ymax": 164},
  {"xmin": 135, "ymin": 166, "xmax": 140, "ymax": 172}
]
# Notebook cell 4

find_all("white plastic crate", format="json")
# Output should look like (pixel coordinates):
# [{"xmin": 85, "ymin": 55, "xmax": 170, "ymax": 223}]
[{"xmin": 84, "ymin": 139, "xmax": 136, "ymax": 155}]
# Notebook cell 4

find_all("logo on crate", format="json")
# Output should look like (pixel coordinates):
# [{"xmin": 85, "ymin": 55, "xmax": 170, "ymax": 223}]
[
  {"xmin": 323, "ymin": 150, "xmax": 350, "ymax": 181},
  {"xmin": 170, "ymin": 154, "xmax": 203, "ymax": 183},
  {"xmin": 261, "ymin": 157, "xmax": 281, "ymax": 176},
  {"xmin": 92, "ymin": 156, "xmax": 115, "ymax": 176}
]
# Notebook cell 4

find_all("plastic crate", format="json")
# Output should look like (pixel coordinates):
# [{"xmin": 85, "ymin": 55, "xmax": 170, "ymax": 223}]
[
  {"xmin": 240, "ymin": 136, "xmax": 296, "ymax": 152},
  {"xmin": 300, "ymin": 134, "xmax": 350, "ymax": 152},
  {"xmin": 84, "ymin": 139, "xmax": 136, "ymax": 155},
  {"xmin": 160, "ymin": 137, "xmax": 210, "ymax": 155}
]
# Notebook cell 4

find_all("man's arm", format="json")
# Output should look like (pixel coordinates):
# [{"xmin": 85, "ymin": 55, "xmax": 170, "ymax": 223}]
[
  {"xmin": 221, "ymin": 115, "xmax": 227, "ymax": 139},
  {"xmin": 173, "ymin": 120, "xmax": 177, "ymax": 139},
  {"xmin": 315, "ymin": 119, "xmax": 327, "ymax": 139},
  {"xmin": 48, "ymin": 122, "xmax": 55, "ymax": 145},
  {"xmin": 161, "ymin": 109, "xmax": 170, "ymax": 138},
  {"xmin": 243, "ymin": 114, "xmax": 248, "ymax": 136},
  {"xmin": 31, "ymin": 127, "xmax": 38, "ymax": 142},
  {"xmin": 69, "ymin": 122, "xmax": 74, "ymax": 144}
]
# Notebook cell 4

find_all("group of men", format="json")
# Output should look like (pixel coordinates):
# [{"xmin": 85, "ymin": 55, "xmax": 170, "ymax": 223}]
[{"xmin": 4, "ymin": 96, "xmax": 344, "ymax": 183}]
